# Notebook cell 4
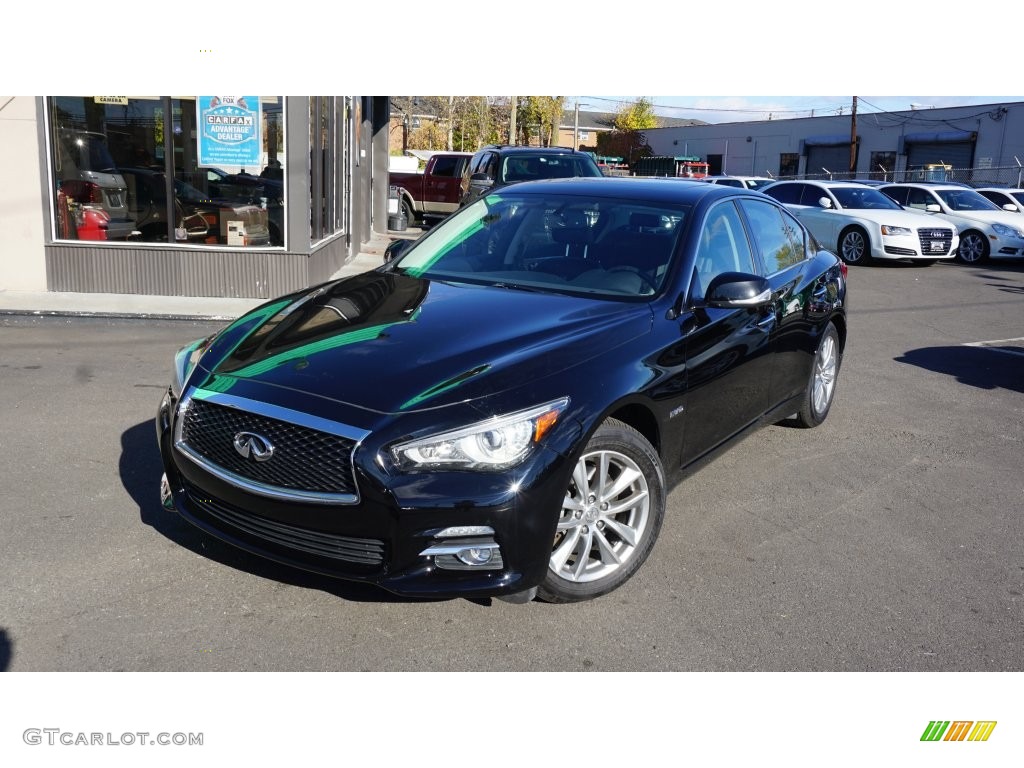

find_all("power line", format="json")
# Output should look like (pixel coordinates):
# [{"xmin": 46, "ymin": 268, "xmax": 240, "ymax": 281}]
[{"xmin": 579, "ymin": 95, "xmax": 847, "ymax": 115}]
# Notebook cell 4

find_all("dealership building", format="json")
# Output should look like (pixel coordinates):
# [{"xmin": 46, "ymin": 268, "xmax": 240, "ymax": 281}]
[
  {"xmin": 0, "ymin": 96, "xmax": 391, "ymax": 299},
  {"xmin": 640, "ymin": 100, "xmax": 1024, "ymax": 185}
]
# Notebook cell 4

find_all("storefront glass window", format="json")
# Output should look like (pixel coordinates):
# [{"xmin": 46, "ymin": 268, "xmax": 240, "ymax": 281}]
[{"xmin": 47, "ymin": 96, "xmax": 285, "ymax": 247}]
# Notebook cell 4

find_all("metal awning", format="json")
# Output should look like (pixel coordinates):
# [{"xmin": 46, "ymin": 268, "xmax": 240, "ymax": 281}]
[
  {"xmin": 802, "ymin": 134, "xmax": 854, "ymax": 147},
  {"xmin": 902, "ymin": 130, "xmax": 976, "ymax": 144}
]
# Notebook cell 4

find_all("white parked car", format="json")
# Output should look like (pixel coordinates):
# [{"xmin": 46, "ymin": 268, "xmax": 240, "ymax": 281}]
[
  {"xmin": 975, "ymin": 187, "xmax": 1024, "ymax": 214},
  {"xmin": 761, "ymin": 180, "xmax": 958, "ymax": 266},
  {"xmin": 703, "ymin": 175, "xmax": 776, "ymax": 191},
  {"xmin": 880, "ymin": 183, "xmax": 1024, "ymax": 264}
]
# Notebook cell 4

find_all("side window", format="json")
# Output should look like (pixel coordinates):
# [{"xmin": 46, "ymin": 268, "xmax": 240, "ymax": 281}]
[
  {"xmin": 692, "ymin": 202, "xmax": 757, "ymax": 300},
  {"xmin": 882, "ymin": 187, "xmax": 908, "ymax": 205},
  {"xmin": 799, "ymin": 185, "xmax": 829, "ymax": 207},
  {"xmin": 764, "ymin": 183, "xmax": 801, "ymax": 205},
  {"xmin": 430, "ymin": 156, "xmax": 459, "ymax": 177},
  {"xmin": 720, "ymin": 179, "xmax": 741, "ymax": 187},
  {"xmin": 905, "ymin": 187, "xmax": 934, "ymax": 210},
  {"xmin": 740, "ymin": 199, "xmax": 807, "ymax": 274}
]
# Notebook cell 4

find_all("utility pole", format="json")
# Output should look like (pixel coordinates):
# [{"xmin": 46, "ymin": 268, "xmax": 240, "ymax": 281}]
[
  {"xmin": 573, "ymin": 101, "xmax": 580, "ymax": 150},
  {"xmin": 849, "ymin": 96, "xmax": 858, "ymax": 174},
  {"xmin": 509, "ymin": 96, "xmax": 517, "ymax": 145}
]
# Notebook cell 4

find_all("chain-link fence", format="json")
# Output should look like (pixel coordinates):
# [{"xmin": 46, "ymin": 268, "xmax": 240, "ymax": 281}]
[{"xmin": 783, "ymin": 165, "xmax": 1024, "ymax": 188}]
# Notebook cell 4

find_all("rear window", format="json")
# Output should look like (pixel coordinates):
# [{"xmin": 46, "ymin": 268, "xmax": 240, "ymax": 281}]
[{"xmin": 501, "ymin": 154, "xmax": 603, "ymax": 183}]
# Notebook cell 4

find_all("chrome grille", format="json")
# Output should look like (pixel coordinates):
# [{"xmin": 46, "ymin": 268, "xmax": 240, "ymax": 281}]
[
  {"xmin": 184, "ymin": 485, "xmax": 384, "ymax": 565},
  {"xmin": 180, "ymin": 398, "xmax": 357, "ymax": 496},
  {"xmin": 917, "ymin": 228, "xmax": 953, "ymax": 255}
]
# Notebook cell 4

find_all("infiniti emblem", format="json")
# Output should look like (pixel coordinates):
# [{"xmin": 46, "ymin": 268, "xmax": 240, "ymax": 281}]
[{"xmin": 233, "ymin": 432, "xmax": 275, "ymax": 462}]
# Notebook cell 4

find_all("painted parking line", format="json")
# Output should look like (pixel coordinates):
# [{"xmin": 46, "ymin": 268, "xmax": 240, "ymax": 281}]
[{"xmin": 964, "ymin": 336, "xmax": 1024, "ymax": 358}]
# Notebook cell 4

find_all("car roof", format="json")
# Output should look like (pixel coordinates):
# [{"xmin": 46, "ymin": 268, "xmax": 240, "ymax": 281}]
[
  {"xmin": 882, "ymin": 181, "xmax": 973, "ymax": 189},
  {"xmin": 773, "ymin": 179, "xmax": 865, "ymax": 188},
  {"xmin": 975, "ymin": 186, "xmax": 1024, "ymax": 192},
  {"xmin": 488, "ymin": 175, "xmax": 763, "ymax": 204},
  {"xmin": 477, "ymin": 145, "xmax": 586, "ymax": 156}
]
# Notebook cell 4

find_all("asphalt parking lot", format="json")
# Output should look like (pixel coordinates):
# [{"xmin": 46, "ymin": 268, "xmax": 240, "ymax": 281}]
[{"xmin": 0, "ymin": 257, "xmax": 1021, "ymax": 672}]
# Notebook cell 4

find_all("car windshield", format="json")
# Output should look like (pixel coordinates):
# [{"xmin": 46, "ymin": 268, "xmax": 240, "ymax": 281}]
[
  {"xmin": 1013, "ymin": 192, "xmax": 1024, "ymax": 205},
  {"xmin": 830, "ymin": 186, "xmax": 902, "ymax": 210},
  {"xmin": 744, "ymin": 179, "xmax": 775, "ymax": 190},
  {"xmin": 936, "ymin": 189, "xmax": 1000, "ymax": 211},
  {"xmin": 501, "ymin": 155, "xmax": 604, "ymax": 183},
  {"xmin": 392, "ymin": 192, "xmax": 688, "ymax": 299}
]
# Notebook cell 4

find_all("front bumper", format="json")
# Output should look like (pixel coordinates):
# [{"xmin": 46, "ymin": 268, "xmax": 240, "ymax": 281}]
[
  {"xmin": 155, "ymin": 389, "xmax": 571, "ymax": 599},
  {"xmin": 874, "ymin": 229, "xmax": 958, "ymax": 260}
]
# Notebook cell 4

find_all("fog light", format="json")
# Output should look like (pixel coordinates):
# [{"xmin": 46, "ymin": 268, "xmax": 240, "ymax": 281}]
[
  {"xmin": 457, "ymin": 547, "xmax": 493, "ymax": 566},
  {"xmin": 420, "ymin": 537, "xmax": 504, "ymax": 571}
]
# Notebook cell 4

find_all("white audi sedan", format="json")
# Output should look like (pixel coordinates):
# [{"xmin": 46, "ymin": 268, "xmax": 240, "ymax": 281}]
[{"xmin": 762, "ymin": 180, "xmax": 958, "ymax": 266}]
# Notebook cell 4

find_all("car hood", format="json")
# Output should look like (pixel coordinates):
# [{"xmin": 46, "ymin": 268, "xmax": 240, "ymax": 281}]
[
  {"xmin": 192, "ymin": 270, "xmax": 653, "ymax": 415},
  {"xmin": 840, "ymin": 207, "xmax": 957, "ymax": 229},
  {"xmin": 948, "ymin": 209, "xmax": 1024, "ymax": 230}
]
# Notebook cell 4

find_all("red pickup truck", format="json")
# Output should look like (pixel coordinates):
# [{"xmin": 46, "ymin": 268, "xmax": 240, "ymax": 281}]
[{"xmin": 389, "ymin": 152, "xmax": 472, "ymax": 224}]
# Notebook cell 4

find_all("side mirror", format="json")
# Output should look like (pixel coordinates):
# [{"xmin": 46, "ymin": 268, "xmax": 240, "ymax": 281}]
[
  {"xmin": 1003, "ymin": 203, "xmax": 1018, "ymax": 212},
  {"xmin": 384, "ymin": 238, "xmax": 412, "ymax": 263},
  {"xmin": 925, "ymin": 203, "xmax": 941, "ymax": 213},
  {"xmin": 818, "ymin": 197, "xmax": 833, "ymax": 209},
  {"xmin": 705, "ymin": 272, "xmax": 772, "ymax": 308}
]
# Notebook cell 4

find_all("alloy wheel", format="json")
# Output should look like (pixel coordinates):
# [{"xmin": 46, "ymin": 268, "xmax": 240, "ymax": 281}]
[
  {"xmin": 840, "ymin": 229, "xmax": 867, "ymax": 263},
  {"xmin": 812, "ymin": 332, "xmax": 838, "ymax": 417},
  {"xmin": 550, "ymin": 449, "xmax": 651, "ymax": 583},
  {"xmin": 958, "ymin": 233, "xmax": 987, "ymax": 263}
]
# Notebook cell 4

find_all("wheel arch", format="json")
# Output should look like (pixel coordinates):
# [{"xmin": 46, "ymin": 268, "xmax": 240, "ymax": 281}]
[{"xmin": 604, "ymin": 401, "xmax": 661, "ymax": 456}]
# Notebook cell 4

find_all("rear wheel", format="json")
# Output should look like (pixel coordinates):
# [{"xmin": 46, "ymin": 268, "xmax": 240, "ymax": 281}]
[
  {"xmin": 538, "ymin": 419, "xmax": 665, "ymax": 603},
  {"xmin": 957, "ymin": 230, "xmax": 989, "ymax": 264},
  {"xmin": 795, "ymin": 322, "xmax": 841, "ymax": 428},
  {"xmin": 838, "ymin": 226, "xmax": 871, "ymax": 265}
]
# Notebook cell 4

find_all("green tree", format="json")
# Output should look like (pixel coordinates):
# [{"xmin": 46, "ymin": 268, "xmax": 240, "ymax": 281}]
[
  {"xmin": 614, "ymin": 97, "xmax": 658, "ymax": 132},
  {"xmin": 520, "ymin": 96, "xmax": 565, "ymax": 146},
  {"xmin": 604, "ymin": 97, "xmax": 658, "ymax": 166}
]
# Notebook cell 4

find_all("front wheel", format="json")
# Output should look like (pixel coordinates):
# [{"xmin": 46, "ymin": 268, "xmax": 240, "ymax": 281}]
[
  {"xmin": 538, "ymin": 419, "xmax": 665, "ymax": 603},
  {"xmin": 401, "ymin": 198, "xmax": 416, "ymax": 225},
  {"xmin": 838, "ymin": 227, "xmax": 871, "ymax": 265},
  {"xmin": 957, "ymin": 230, "xmax": 989, "ymax": 264},
  {"xmin": 795, "ymin": 322, "xmax": 841, "ymax": 428}
]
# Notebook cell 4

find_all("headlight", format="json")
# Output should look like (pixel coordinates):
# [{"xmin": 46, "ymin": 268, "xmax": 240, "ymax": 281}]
[
  {"xmin": 880, "ymin": 225, "xmax": 912, "ymax": 236},
  {"xmin": 392, "ymin": 398, "xmax": 569, "ymax": 471},
  {"xmin": 991, "ymin": 223, "xmax": 1024, "ymax": 239}
]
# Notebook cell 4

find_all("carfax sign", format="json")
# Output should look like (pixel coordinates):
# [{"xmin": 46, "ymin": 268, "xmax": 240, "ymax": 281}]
[{"xmin": 197, "ymin": 96, "xmax": 261, "ymax": 167}]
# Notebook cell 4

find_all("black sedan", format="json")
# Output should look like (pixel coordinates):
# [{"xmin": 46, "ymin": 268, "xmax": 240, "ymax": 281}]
[{"xmin": 156, "ymin": 177, "xmax": 847, "ymax": 603}]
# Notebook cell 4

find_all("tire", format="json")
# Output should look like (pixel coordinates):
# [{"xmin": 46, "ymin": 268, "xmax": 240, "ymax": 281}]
[
  {"xmin": 957, "ymin": 230, "xmax": 989, "ymax": 264},
  {"xmin": 795, "ymin": 322, "xmax": 841, "ymax": 429},
  {"xmin": 401, "ymin": 198, "xmax": 416, "ymax": 226},
  {"xmin": 538, "ymin": 419, "xmax": 666, "ymax": 603},
  {"xmin": 838, "ymin": 226, "xmax": 871, "ymax": 265}
]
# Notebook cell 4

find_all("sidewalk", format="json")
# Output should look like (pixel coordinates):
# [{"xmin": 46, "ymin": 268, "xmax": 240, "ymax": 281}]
[{"xmin": 0, "ymin": 230, "xmax": 416, "ymax": 322}]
